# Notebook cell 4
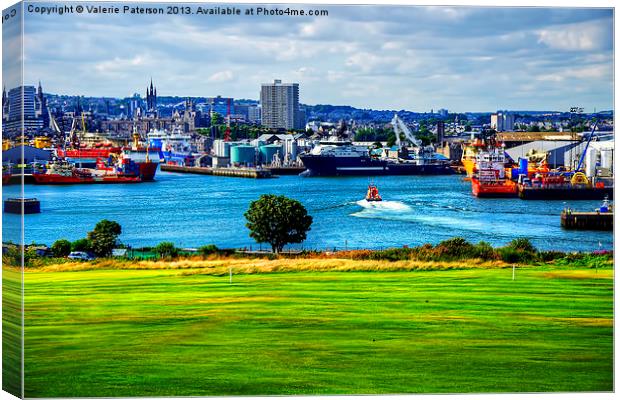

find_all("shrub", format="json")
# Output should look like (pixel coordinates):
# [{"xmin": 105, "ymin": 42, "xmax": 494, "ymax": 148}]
[
  {"xmin": 51, "ymin": 239, "xmax": 72, "ymax": 257},
  {"xmin": 369, "ymin": 247, "xmax": 413, "ymax": 261},
  {"xmin": 506, "ymin": 238, "xmax": 536, "ymax": 253},
  {"xmin": 435, "ymin": 237, "xmax": 475, "ymax": 259},
  {"xmin": 538, "ymin": 250, "xmax": 566, "ymax": 262},
  {"xmin": 498, "ymin": 247, "xmax": 536, "ymax": 264},
  {"xmin": 498, "ymin": 247, "xmax": 524, "ymax": 263},
  {"xmin": 198, "ymin": 244, "xmax": 219, "ymax": 257},
  {"xmin": 471, "ymin": 241, "xmax": 497, "ymax": 261},
  {"xmin": 153, "ymin": 242, "xmax": 178, "ymax": 259},
  {"xmin": 2, "ymin": 245, "xmax": 21, "ymax": 267},
  {"xmin": 554, "ymin": 253, "xmax": 613, "ymax": 269}
]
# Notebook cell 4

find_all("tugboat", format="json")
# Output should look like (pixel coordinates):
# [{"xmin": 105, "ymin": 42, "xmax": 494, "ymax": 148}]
[{"xmin": 365, "ymin": 184, "xmax": 383, "ymax": 202}]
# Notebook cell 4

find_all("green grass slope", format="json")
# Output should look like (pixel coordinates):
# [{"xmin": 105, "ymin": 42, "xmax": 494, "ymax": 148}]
[{"xmin": 17, "ymin": 267, "xmax": 613, "ymax": 397}]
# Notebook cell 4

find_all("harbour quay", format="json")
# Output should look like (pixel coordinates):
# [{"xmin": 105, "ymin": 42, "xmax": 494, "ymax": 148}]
[
  {"xmin": 161, "ymin": 164, "xmax": 272, "ymax": 178},
  {"xmin": 561, "ymin": 211, "xmax": 613, "ymax": 231}
]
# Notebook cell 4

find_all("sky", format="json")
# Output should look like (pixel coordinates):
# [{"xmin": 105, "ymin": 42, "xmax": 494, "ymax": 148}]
[{"xmin": 3, "ymin": 1, "xmax": 615, "ymax": 112}]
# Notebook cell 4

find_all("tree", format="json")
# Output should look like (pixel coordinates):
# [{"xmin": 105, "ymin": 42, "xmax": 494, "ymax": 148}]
[
  {"xmin": 211, "ymin": 112, "xmax": 222, "ymax": 126},
  {"xmin": 71, "ymin": 238, "xmax": 91, "ymax": 252},
  {"xmin": 244, "ymin": 195, "xmax": 313, "ymax": 254},
  {"xmin": 51, "ymin": 239, "xmax": 71, "ymax": 257},
  {"xmin": 87, "ymin": 219, "xmax": 122, "ymax": 257},
  {"xmin": 154, "ymin": 242, "xmax": 178, "ymax": 259}
]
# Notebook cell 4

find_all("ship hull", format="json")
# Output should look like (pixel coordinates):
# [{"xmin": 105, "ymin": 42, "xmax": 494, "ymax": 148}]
[
  {"xmin": 138, "ymin": 162, "xmax": 158, "ymax": 181},
  {"xmin": 472, "ymin": 178, "xmax": 518, "ymax": 198},
  {"xmin": 518, "ymin": 186, "xmax": 614, "ymax": 200},
  {"xmin": 300, "ymin": 155, "xmax": 453, "ymax": 176},
  {"xmin": 32, "ymin": 174, "xmax": 141, "ymax": 184}
]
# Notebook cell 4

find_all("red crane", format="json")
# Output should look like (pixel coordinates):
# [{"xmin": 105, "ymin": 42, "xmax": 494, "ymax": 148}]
[{"xmin": 224, "ymin": 98, "xmax": 231, "ymax": 142}]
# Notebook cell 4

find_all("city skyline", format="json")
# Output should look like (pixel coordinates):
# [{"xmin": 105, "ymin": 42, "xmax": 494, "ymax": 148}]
[{"xmin": 3, "ymin": 2, "xmax": 614, "ymax": 112}]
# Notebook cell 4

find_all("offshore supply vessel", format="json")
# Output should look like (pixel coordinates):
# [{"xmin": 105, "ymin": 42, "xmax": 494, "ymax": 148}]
[
  {"xmin": 148, "ymin": 127, "xmax": 196, "ymax": 166},
  {"xmin": 470, "ymin": 140, "xmax": 517, "ymax": 197},
  {"xmin": 300, "ymin": 114, "xmax": 452, "ymax": 176}
]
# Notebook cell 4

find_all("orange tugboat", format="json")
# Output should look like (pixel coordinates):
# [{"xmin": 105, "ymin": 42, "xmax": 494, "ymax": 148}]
[{"xmin": 366, "ymin": 184, "xmax": 383, "ymax": 202}]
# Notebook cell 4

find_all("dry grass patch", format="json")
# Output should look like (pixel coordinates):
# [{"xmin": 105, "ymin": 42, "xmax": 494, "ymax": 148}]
[
  {"xmin": 542, "ymin": 270, "xmax": 613, "ymax": 280},
  {"xmin": 29, "ymin": 257, "xmax": 513, "ymax": 275}
]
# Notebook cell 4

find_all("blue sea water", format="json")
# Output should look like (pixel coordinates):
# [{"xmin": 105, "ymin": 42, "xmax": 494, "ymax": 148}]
[{"xmin": 1, "ymin": 171, "xmax": 613, "ymax": 252}]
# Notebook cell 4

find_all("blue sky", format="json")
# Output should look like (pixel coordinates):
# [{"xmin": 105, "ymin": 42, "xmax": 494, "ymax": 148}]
[{"xmin": 6, "ymin": 1, "xmax": 615, "ymax": 111}]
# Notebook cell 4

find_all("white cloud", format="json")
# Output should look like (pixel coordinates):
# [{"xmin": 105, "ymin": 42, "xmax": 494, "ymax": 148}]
[
  {"xmin": 208, "ymin": 71, "xmax": 235, "ymax": 83},
  {"xmin": 94, "ymin": 55, "xmax": 147, "ymax": 73},
  {"xmin": 537, "ymin": 20, "xmax": 608, "ymax": 51},
  {"xmin": 536, "ymin": 64, "xmax": 610, "ymax": 82},
  {"xmin": 15, "ymin": 6, "xmax": 613, "ymax": 111}
]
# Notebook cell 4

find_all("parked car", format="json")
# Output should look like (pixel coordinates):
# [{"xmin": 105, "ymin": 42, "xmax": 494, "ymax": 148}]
[{"xmin": 67, "ymin": 251, "xmax": 94, "ymax": 261}]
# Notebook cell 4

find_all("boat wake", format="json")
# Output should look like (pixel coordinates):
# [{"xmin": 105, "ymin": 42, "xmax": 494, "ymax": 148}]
[{"xmin": 355, "ymin": 199, "xmax": 411, "ymax": 211}]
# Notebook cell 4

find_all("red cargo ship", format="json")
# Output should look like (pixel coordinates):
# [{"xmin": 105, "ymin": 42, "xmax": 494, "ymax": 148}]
[
  {"xmin": 33, "ymin": 160, "xmax": 141, "ymax": 184},
  {"xmin": 56, "ymin": 143, "xmax": 122, "ymax": 163}
]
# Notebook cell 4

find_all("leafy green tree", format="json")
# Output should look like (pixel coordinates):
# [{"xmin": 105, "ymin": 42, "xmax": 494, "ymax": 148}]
[
  {"xmin": 87, "ymin": 220, "xmax": 122, "ymax": 257},
  {"xmin": 154, "ymin": 242, "xmax": 178, "ymax": 259},
  {"xmin": 51, "ymin": 239, "xmax": 72, "ymax": 257},
  {"xmin": 211, "ymin": 112, "xmax": 222, "ymax": 126},
  {"xmin": 244, "ymin": 195, "xmax": 313, "ymax": 254},
  {"xmin": 71, "ymin": 238, "xmax": 91, "ymax": 252}
]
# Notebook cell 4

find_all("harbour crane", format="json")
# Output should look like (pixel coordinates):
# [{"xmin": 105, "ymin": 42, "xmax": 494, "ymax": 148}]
[
  {"xmin": 390, "ymin": 114, "xmax": 435, "ymax": 156},
  {"xmin": 575, "ymin": 120, "xmax": 598, "ymax": 173},
  {"xmin": 391, "ymin": 114, "xmax": 423, "ymax": 148}
]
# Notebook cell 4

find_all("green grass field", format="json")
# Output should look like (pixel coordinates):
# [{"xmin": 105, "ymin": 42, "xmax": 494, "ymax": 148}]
[{"xmin": 8, "ymin": 263, "xmax": 614, "ymax": 397}]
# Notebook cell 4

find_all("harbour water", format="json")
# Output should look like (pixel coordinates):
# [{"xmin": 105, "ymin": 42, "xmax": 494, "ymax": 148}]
[{"xmin": 2, "ymin": 172, "xmax": 613, "ymax": 252}]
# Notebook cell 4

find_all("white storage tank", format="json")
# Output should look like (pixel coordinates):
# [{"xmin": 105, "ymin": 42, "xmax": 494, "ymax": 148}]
[
  {"xmin": 285, "ymin": 140, "xmax": 298, "ymax": 160},
  {"xmin": 600, "ymin": 148, "xmax": 614, "ymax": 170},
  {"xmin": 213, "ymin": 140, "xmax": 240, "ymax": 157},
  {"xmin": 584, "ymin": 147, "xmax": 597, "ymax": 177}
]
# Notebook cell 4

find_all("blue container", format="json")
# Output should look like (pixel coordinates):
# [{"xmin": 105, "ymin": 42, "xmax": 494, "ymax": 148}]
[
  {"xmin": 511, "ymin": 168, "xmax": 519, "ymax": 180},
  {"xmin": 518, "ymin": 158, "xmax": 528, "ymax": 174}
]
